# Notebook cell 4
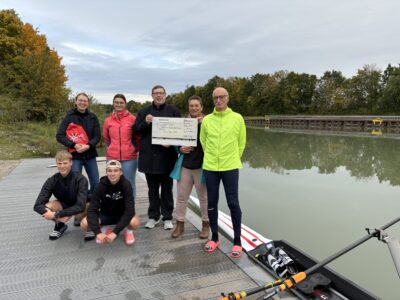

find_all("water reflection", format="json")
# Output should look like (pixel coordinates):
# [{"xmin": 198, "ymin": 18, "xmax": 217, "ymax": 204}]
[
  {"xmin": 243, "ymin": 128, "xmax": 400, "ymax": 186},
  {"xmin": 236, "ymin": 128, "xmax": 400, "ymax": 299}
]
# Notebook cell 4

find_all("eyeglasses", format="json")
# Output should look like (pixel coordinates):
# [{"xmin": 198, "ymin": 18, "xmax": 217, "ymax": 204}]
[{"xmin": 213, "ymin": 95, "xmax": 227, "ymax": 101}]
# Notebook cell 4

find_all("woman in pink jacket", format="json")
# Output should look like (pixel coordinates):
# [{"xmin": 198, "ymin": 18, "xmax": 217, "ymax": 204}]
[{"xmin": 103, "ymin": 94, "xmax": 140, "ymax": 198}]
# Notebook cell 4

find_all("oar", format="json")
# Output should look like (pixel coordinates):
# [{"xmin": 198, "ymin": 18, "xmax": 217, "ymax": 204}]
[{"xmin": 219, "ymin": 215, "xmax": 400, "ymax": 300}]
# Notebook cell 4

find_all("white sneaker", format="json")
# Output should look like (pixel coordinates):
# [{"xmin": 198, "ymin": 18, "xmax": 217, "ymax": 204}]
[
  {"xmin": 145, "ymin": 218, "xmax": 160, "ymax": 229},
  {"xmin": 164, "ymin": 220, "xmax": 173, "ymax": 230}
]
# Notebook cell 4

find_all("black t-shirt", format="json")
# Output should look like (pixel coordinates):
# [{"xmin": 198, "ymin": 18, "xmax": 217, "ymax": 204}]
[{"xmin": 182, "ymin": 123, "xmax": 203, "ymax": 169}]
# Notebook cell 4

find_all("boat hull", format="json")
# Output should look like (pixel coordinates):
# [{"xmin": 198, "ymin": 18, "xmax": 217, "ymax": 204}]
[
  {"xmin": 189, "ymin": 195, "xmax": 380, "ymax": 299},
  {"xmin": 247, "ymin": 240, "xmax": 379, "ymax": 300}
]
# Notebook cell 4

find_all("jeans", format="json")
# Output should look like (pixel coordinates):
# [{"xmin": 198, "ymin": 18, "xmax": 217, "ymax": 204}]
[
  {"xmin": 121, "ymin": 159, "xmax": 138, "ymax": 199},
  {"xmin": 204, "ymin": 169, "xmax": 242, "ymax": 243},
  {"xmin": 72, "ymin": 158, "xmax": 99, "ymax": 196}
]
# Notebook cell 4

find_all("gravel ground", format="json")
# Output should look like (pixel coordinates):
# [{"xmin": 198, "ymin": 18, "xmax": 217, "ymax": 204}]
[{"xmin": 0, "ymin": 160, "xmax": 20, "ymax": 180}]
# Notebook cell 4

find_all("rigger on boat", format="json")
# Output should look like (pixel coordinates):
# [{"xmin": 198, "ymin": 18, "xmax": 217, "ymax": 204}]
[
  {"xmin": 207, "ymin": 201, "xmax": 400, "ymax": 300},
  {"xmin": 249, "ymin": 240, "xmax": 375, "ymax": 300}
]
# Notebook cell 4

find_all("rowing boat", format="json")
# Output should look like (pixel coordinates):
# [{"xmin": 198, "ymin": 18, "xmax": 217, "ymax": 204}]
[{"xmin": 188, "ymin": 195, "xmax": 380, "ymax": 300}]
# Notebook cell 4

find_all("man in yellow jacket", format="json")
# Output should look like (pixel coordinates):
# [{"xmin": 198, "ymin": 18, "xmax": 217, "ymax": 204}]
[{"xmin": 200, "ymin": 87, "xmax": 246, "ymax": 258}]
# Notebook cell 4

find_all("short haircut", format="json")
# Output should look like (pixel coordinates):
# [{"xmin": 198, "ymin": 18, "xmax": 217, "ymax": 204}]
[
  {"xmin": 151, "ymin": 85, "xmax": 166, "ymax": 94},
  {"xmin": 113, "ymin": 94, "xmax": 126, "ymax": 103},
  {"xmin": 55, "ymin": 150, "xmax": 72, "ymax": 162},
  {"xmin": 75, "ymin": 92, "xmax": 89, "ymax": 101},
  {"xmin": 188, "ymin": 95, "xmax": 203, "ymax": 105}
]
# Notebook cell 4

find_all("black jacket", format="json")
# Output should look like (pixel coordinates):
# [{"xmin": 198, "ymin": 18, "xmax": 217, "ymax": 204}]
[
  {"xmin": 56, "ymin": 108, "xmax": 101, "ymax": 160},
  {"xmin": 34, "ymin": 171, "xmax": 88, "ymax": 217},
  {"xmin": 87, "ymin": 175, "xmax": 135, "ymax": 235},
  {"xmin": 134, "ymin": 102, "xmax": 181, "ymax": 174}
]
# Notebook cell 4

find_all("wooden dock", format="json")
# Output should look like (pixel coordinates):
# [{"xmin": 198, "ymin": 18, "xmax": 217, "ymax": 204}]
[
  {"xmin": 0, "ymin": 158, "xmax": 295, "ymax": 300},
  {"xmin": 245, "ymin": 115, "xmax": 400, "ymax": 133}
]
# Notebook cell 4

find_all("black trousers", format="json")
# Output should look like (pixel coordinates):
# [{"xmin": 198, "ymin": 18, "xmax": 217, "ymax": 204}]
[
  {"xmin": 145, "ymin": 173, "xmax": 174, "ymax": 221},
  {"xmin": 204, "ymin": 169, "xmax": 242, "ymax": 243}
]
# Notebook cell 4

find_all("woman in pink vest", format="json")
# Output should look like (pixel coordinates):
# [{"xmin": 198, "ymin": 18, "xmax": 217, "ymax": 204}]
[{"xmin": 103, "ymin": 94, "xmax": 140, "ymax": 198}]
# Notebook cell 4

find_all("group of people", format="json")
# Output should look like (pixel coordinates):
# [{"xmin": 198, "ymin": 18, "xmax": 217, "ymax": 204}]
[{"xmin": 33, "ymin": 85, "xmax": 247, "ymax": 258}]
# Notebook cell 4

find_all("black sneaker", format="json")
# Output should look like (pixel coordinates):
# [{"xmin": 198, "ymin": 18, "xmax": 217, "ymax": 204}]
[
  {"xmin": 84, "ymin": 231, "xmax": 96, "ymax": 241},
  {"xmin": 73, "ymin": 217, "xmax": 80, "ymax": 227},
  {"xmin": 49, "ymin": 224, "xmax": 68, "ymax": 240}
]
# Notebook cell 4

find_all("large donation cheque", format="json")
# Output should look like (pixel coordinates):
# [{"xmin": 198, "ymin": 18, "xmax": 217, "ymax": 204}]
[{"xmin": 152, "ymin": 117, "xmax": 198, "ymax": 147}]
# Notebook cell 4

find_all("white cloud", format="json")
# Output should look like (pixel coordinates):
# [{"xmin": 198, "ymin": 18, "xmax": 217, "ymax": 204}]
[
  {"xmin": 62, "ymin": 43, "xmax": 114, "ymax": 57},
  {"xmin": 1, "ymin": 0, "xmax": 400, "ymax": 103},
  {"xmin": 94, "ymin": 93, "xmax": 152, "ymax": 104}
]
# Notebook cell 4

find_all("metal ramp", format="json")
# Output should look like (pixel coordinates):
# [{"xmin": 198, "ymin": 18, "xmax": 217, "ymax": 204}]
[{"xmin": 0, "ymin": 158, "xmax": 278, "ymax": 300}]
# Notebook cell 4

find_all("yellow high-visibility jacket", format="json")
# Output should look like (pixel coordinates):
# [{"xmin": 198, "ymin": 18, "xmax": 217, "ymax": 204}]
[{"xmin": 200, "ymin": 107, "xmax": 246, "ymax": 171}]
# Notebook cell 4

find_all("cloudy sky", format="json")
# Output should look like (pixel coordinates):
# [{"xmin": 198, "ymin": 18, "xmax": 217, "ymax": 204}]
[{"xmin": 1, "ymin": 0, "xmax": 400, "ymax": 103}]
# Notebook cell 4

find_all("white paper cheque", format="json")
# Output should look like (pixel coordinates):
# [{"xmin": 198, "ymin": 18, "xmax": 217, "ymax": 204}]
[{"xmin": 152, "ymin": 117, "xmax": 198, "ymax": 146}]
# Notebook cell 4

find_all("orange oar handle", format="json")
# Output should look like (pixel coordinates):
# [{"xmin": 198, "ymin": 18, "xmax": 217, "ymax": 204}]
[
  {"xmin": 218, "ymin": 291, "xmax": 247, "ymax": 300},
  {"xmin": 278, "ymin": 272, "xmax": 307, "ymax": 291}
]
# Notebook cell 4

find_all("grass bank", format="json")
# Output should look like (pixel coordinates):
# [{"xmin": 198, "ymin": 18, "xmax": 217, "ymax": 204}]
[{"xmin": 0, "ymin": 122, "xmax": 61, "ymax": 159}]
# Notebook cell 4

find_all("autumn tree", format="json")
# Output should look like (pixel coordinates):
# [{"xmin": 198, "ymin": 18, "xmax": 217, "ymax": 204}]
[{"xmin": 0, "ymin": 9, "xmax": 68, "ymax": 122}]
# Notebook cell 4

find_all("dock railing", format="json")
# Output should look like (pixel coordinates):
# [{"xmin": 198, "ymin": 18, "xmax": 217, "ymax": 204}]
[{"xmin": 244, "ymin": 115, "xmax": 400, "ymax": 133}]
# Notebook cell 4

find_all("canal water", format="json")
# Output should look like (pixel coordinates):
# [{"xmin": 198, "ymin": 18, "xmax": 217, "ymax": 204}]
[{"xmin": 213, "ymin": 127, "xmax": 400, "ymax": 299}]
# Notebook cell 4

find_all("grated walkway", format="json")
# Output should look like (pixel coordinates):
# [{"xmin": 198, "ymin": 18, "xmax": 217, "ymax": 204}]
[{"xmin": 0, "ymin": 158, "xmax": 275, "ymax": 300}]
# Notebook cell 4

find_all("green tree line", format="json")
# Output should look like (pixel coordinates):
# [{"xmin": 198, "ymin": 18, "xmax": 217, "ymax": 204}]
[{"xmin": 168, "ymin": 66, "xmax": 400, "ymax": 116}]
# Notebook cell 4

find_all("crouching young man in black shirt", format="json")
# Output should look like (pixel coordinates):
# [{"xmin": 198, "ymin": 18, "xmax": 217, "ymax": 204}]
[
  {"xmin": 34, "ymin": 150, "xmax": 88, "ymax": 240},
  {"xmin": 80, "ymin": 160, "xmax": 140, "ymax": 245}
]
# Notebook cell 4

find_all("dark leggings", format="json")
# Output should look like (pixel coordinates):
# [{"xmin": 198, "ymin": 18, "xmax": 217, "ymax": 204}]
[{"xmin": 204, "ymin": 169, "xmax": 242, "ymax": 245}]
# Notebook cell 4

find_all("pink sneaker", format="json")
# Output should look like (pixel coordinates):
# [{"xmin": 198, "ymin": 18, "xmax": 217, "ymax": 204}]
[
  {"xmin": 96, "ymin": 237, "xmax": 105, "ymax": 244},
  {"xmin": 101, "ymin": 226, "xmax": 113, "ymax": 235},
  {"xmin": 96, "ymin": 227, "xmax": 113, "ymax": 244},
  {"xmin": 123, "ymin": 230, "xmax": 135, "ymax": 246}
]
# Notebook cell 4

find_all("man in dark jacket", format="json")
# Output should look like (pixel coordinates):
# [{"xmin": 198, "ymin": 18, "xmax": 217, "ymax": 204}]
[
  {"xmin": 80, "ymin": 160, "xmax": 140, "ymax": 245},
  {"xmin": 134, "ymin": 85, "xmax": 181, "ymax": 230},
  {"xmin": 34, "ymin": 151, "xmax": 88, "ymax": 240}
]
